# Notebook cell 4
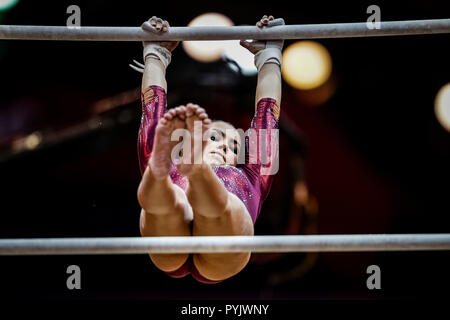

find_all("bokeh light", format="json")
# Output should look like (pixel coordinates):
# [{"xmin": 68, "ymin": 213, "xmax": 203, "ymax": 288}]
[
  {"xmin": 183, "ymin": 13, "xmax": 234, "ymax": 63},
  {"xmin": 0, "ymin": 0, "xmax": 19, "ymax": 11},
  {"xmin": 12, "ymin": 132, "xmax": 42, "ymax": 151},
  {"xmin": 435, "ymin": 83, "xmax": 450, "ymax": 132},
  {"xmin": 282, "ymin": 41, "xmax": 332, "ymax": 90},
  {"xmin": 294, "ymin": 76, "xmax": 336, "ymax": 107},
  {"xmin": 223, "ymin": 40, "xmax": 257, "ymax": 76}
]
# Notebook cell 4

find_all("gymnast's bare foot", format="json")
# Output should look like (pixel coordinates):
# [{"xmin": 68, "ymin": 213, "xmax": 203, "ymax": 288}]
[
  {"xmin": 177, "ymin": 103, "xmax": 211, "ymax": 176},
  {"xmin": 149, "ymin": 106, "xmax": 187, "ymax": 179}
]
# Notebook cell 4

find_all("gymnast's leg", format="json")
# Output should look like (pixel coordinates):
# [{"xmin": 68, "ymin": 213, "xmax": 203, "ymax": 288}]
[
  {"xmin": 138, "ymin": 106, "xmax": 192, "ymax": 272},
  {"xmin": 178, "ymin": 104, "xmax": 254, "ymax": 281}
]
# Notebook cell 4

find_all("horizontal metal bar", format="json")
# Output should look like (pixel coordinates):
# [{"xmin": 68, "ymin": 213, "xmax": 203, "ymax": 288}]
[
  {"xmin": 0, "ymin": 19, "xmax": 449, "ymax": 41},
  {"xmin": 0, "ymin": 234, "xmax": 450, "ymax": 255}
]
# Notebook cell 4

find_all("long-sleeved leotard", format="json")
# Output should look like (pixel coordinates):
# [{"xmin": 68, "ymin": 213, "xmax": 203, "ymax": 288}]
[{"xmin": 138, "ymin": 85, "xmax": 279, "ymax": 283}]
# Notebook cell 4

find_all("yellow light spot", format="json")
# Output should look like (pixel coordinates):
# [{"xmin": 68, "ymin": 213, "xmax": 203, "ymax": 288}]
[
  {"xmin": 435, "ymin": 83, "xmax": 450, "ymax": 132},
  {"xmin": 13, "ymin": 132, "xmax": 42, "ymax": 151},
  {"xmin": 24, "ymin": 132, "xmax": 41, "ymax": 150},
  {"xmin": 282, "ymin": 41, "xmax": 332, "ymax": 90},
  {"xmin": 183, "ymin": 13, "xmax": 234, "ymax": 63}
]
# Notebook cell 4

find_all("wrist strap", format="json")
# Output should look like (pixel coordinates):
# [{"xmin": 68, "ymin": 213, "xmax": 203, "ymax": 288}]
[
  {"xmin": 143, "ymin": 43, "xmax": 172, "ymax": 69},
  {"xmin": 254, "ymin": 47, "xmax": 282, "ymax": 73}
]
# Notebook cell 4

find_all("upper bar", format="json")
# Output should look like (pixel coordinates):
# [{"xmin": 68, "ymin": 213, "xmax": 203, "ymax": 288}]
[
  {"xmin": 1, "ymin": 234, "xmax": 450, "ymax": 255},
  {"xmin": 0, "ymin": 19, "xmax": 449, "ymax": 41}
]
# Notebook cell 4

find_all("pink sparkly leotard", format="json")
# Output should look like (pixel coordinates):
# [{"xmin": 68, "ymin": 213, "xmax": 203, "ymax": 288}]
[{"xmin": 138, "ymin": 85, "xmax": 279, "ymax": 283}]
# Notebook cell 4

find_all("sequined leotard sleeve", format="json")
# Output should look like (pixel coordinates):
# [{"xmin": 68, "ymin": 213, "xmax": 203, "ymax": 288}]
[
  {"xmin": 211, "ymin": 97, "xmax": 279, "ymax": 223},
  {"xmin": 138, "ymin": 85, "xmax": 168, "ymax": 174}
]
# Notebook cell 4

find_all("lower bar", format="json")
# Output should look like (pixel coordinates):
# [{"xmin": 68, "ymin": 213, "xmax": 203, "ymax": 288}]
[
  {"xmin": 0, "ymin": 234, "xmax": 450, "ymax": 255},
  {"xmin": 0, "ymin": 19, "xmax": 449, "ymax": 41}
]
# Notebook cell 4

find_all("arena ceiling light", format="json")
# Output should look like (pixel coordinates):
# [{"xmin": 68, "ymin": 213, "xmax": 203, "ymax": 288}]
[
  {"xmin": 183, "ymin": 13, "xmax": 234, "ymax": 63},
  {"xmin": 435, "ymin": 83, "xmax": 450, "ymax": 132},
  {"xmin": 282, "ymin": 41, "xmax": 332, "ymax": 90},
  {"xmin": 223, "ymin": 39, "xmax": 257, "ymax": 76}
]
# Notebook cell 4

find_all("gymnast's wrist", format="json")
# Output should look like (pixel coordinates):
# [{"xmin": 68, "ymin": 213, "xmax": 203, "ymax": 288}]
[
  {"xmin": 143, "ymin": 42, "xmax": 172, "ymax": 69},
  {"xmin": 254, "ymin": 47, "xmax": 282, "ymax": 73},
  {"xmin": 144, "ymin": 55, "xmax": 167, "ymax": 73}
]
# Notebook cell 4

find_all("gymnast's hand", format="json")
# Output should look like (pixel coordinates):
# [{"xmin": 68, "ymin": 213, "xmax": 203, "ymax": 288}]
[
  {"xmin": 141, "ymin": 16, "xmax": 179, "ymax": 52},
  {"xmin": 239, "ymin": 15, "xmax": 285, "ymax": 54},
  {"xmin": 239, "ymin": 15, "xmax": 285, "ymax": 73},
  {"xmin": 130, "ymin": 16, "xmax": 178, "ymax": 73}
]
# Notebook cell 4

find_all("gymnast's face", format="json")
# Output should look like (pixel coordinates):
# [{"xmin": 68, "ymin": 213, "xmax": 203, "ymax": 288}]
[{"xmin": 203, "ymin": 121, "xmax": 241, "ymax": 166}]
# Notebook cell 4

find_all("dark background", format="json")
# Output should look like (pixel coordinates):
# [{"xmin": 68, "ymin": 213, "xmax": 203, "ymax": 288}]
[{"xmin": 0, "ymin": 0, "xmax": 449, "ymax": 306}]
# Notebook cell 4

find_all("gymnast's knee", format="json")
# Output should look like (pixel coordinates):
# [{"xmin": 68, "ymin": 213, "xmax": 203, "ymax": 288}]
[
  {"xmin": 192, "ymin": 252, "xmax": 251, "ymax": 281},
  {"xmin": 150, "ymin": 253, "xmax": 190, "ymax": 273}
]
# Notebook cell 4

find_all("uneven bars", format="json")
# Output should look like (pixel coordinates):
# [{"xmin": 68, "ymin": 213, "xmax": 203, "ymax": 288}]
[
  {"xmin": 1, "ymin": 234, "xmax": 450, "ymax": 255},
  {"xmin": 0, "ymin": 19, "xmax": 449, "ymax": 41}
]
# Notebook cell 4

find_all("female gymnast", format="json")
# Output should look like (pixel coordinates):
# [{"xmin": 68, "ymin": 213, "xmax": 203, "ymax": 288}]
[{"xmin": 135, "ymin": 15, "xmax": 283, "ymax": 283}]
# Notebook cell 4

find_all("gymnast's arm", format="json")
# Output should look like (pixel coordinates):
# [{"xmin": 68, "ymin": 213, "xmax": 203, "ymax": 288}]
[
  {"xmin": 138, "ymin": 55, "xmax": 170, "ymax": 173},
  {"xmin": 240, "ymin": 15, "xmax": 283, "ymax": 119},
  {"xmin": 239, "ymin": 15, "xmax": 283, "ymax": 198},
  {"xmin": 142, "ymin": 56, "xmax": 168, "ymax": 92},
  {"xmin": 141, "ymin": 17, "xmax": 179, "ymax": 91},
  {"xmin": 255, "ymin": 62, "xmax": 281, "ymax": 119},
  {"xmin": 252, "ymin": 62, "xmax": 281, "ymax": 198},
  {"xmin": 137, "ymin": 17, "xmax": 178, "ymax": 173}
]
